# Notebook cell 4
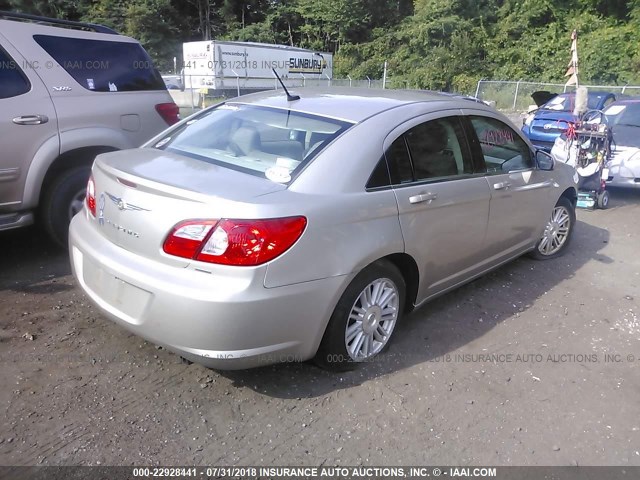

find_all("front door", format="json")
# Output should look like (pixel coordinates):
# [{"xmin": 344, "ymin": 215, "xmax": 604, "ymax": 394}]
[
  {"xmin": 463, "ymin": 113, "xmax": 554, "ymax": 260},
  {"xmin": 0, "ymin": 38, "xmax": 58, "ymax": 212}
]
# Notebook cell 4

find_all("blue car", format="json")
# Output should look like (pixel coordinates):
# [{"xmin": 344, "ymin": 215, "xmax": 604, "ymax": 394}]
[{"xmin": 522, "ymin": 91, "xmax": 616, "ymax": 151}]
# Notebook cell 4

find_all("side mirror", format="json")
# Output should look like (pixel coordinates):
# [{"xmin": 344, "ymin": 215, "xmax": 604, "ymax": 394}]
[{"xmin": 536, "ymin": 150, "xmax": 554, "ymax": 171}]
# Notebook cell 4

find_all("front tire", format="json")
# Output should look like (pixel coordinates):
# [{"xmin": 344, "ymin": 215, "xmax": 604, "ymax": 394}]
[
  {"xmin": 40, "ymin": 166, "xmax": 91, "ymax": 249},
  {"xmin": 530, "ymin": 196, "xmax": 575, "ymax": 260},
  {"xmin": 315, "ymin": 260, "xmax": 405, "ymax": 371}
]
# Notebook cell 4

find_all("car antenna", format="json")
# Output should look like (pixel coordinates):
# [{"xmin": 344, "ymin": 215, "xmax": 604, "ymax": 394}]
[{"xmin": 272, "ymin": 68, "xmax": 300, "ymax": 102}]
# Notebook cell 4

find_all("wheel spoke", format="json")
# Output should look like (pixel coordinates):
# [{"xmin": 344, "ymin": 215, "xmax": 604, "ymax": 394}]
[
  {"xmin": 349, "ymin": 332, "xmax": 365, "ymax": 357},
  {"xmin": 377, "ymin": 287, "xmax": 395, "ymax": 309},
  {"xmin": 374, "ymin": 324, "xmax": 388, "ymax": 342},
  {"xmin": 352, "ymin": 305, "xmax": 367, "ymax": 316},
  {"xmin": 361, "ymin": 334, "xmax": 371, "ymax": 356},
  {"xmin": 346, "ymin": 321, "xmax": 362, "ymax": 343},
  {"xmin": 362, "ymin": 287, "xmax": 373, "ymax": 308},
  {"xmin": 370, "ymin": 281, "xmax": 383, "ymax": 305},
  {"xmin": 539, "ymin": 236, "xmax": 549, "ymax": 251}
]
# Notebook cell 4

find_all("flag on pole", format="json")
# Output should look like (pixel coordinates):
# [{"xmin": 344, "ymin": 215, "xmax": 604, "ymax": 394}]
[{"xmin": 565, "ymin": 30, "xmax": 578, "ymax": 87}]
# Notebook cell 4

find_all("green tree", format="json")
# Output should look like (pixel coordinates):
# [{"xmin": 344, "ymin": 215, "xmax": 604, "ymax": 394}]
[
  {"xmin": 82, "ymin": 0, "xmax": 182, "ymax": 71},
  {"xmin": 5, "ymin": 0, "xmax": 82, "ymax": 19}
]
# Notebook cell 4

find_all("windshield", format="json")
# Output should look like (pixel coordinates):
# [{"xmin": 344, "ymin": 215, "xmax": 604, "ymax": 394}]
[
  {"xmin": 542, "ymin": 93, "xmax": 605, "ymax": 112},
  {"xmin": 604, "ymin": 103, "xmax": 640, "ymax": 127},
  {"xmin": 154, "ymin": 104, "xmax": 353, "ymax": 183}
]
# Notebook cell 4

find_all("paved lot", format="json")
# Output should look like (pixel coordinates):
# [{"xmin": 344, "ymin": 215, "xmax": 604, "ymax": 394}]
[{"xmin": 1, "ymin": 188, "xmax": 639, "ymax": 467}]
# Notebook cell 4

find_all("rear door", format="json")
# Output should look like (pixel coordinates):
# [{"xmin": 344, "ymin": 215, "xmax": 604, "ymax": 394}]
[
  {"xmin": 386, "ymin": 113, "xmax": 492, "ymax": 302},
  {"xmin": 0, "ymin": 38, "xmax": 58, "ymax": 211},
  {"xmin": 463, "ymin": 112, "xmax": 554, "ymax": 260}
]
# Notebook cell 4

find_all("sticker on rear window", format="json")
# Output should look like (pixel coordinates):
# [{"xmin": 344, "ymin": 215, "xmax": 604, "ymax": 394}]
[
  {"xmin": 87, "ymin": 78, "xmax": 95, "ymax": 90},
  {"xmin": 265, "ymin": 166, "xmax": 292, "ymax": 183},
  {"xmin": 155, "ymin": 137, "xmax": 171, "ymax": 148}
]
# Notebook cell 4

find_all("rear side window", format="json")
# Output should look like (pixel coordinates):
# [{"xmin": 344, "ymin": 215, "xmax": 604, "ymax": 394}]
[
  {"xmin": 404, "ymin": 117, "xmax": 473, "ymax": 180},
  {"xmin": 384, "ymin": 116, "xmax": 473, "ymax": 185},
  {"xmin": 33, "ymin": 35, "xmax": 165, "ymax": 92},
  {"xmin": 0, "ymin": 48, "xmax": 30, "ymax": 98}
]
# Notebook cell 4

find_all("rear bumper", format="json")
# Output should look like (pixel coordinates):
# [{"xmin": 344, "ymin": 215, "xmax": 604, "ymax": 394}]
[
  {"xmin": 606, "ymin": 176, "xmax": 640, "ymax": 188},
  {"xmin": 69, "ymin": 214, "xmax": 350, "ymax": 369}
]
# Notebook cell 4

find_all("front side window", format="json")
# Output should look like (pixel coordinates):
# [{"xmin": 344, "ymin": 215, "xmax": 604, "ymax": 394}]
[
  {"xmin": 154, "ymin": 103, "xmax": 352, "ymax": 183},
  {"xmin": 469, "ymin": 116, "xmax": 533, "ymax": 173},
  {"xmin": 0, "ymin": 47, "xmax": 30, "ymax": 99},
  {"xmin": 33, "ymin": 35, "xmax": 165, "ymax": 92}
]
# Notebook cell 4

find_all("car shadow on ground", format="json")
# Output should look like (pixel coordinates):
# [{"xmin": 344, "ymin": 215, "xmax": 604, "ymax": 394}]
[
  {"xmin": 0, "ymin": 217, "xmax": 614, "ymax": 399},
  {"xmin": 218, "ymin": 219, "xmax": 612, "ymax": 398},
  {"xmin": 0, "ymin": 226, "xmax": 72, "ymax": 294}
]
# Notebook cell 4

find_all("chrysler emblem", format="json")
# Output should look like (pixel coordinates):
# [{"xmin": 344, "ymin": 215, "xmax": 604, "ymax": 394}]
[{"xmin": 105, "ymin": 192, "xmax": 149, "ymax": 212}]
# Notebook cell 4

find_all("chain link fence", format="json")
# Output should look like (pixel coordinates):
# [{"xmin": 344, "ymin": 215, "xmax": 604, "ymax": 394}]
[
  {"xmin": 475, "ymin": 80, "xmax": 640, "ymax": 112},
  {"xmin": 164, "ymin": 74, "xmax": 384, "ymax": 113}
]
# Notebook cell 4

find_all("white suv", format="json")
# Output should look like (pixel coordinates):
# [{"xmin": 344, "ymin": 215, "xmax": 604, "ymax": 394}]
[{"xmin": 0, "ymin": 11, "xmax": 179, "ymax": 246}]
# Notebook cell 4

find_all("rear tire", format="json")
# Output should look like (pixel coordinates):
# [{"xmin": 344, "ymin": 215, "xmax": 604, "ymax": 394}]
[
  {"xmin": 315, "ymin": 260, "xmax": 405, "ymax": 371},
  {"xmin": 40, "ymin": 167, "xmax": 91, "ymax": 249},
  {"xmin": 530, "ymin": 196, "xmax": 575, "ymax": 260},
  {"xmin": 597, "ymin": 190, "xmax": 610, "ymax": 209}
]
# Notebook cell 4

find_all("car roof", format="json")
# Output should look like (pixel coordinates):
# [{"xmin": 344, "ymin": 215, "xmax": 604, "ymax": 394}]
[
  {"xmin": 229, "ymin": 87, "xmax": 490, "ymax": 123},
  {"xmin": 610, "ymin": 98, "xmax": 640, "ymax": 104},
  {"xmin": 0, "ymin": 15, "xmax": 136, "ymax": 42}
]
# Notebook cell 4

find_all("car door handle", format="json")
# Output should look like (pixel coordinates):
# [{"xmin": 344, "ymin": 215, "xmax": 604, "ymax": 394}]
[
  {"xmin": 409, "ymin": 192, "xmax": 437, "ymax": 204},
  {"xmin": 493, "ymin": 182, "xmax": 511, "ymax": 190},
  {"xmin": 12, "ymin": 115, "xmax": 49, "ymax": 125}
]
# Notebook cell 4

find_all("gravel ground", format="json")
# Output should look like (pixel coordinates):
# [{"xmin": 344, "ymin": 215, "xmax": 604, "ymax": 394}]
[{"xmin": 1, "ymin": 188, "xmax": 639, "ymax": 467}]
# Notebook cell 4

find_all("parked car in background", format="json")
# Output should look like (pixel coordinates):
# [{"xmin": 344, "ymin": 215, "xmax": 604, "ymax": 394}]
[
  {"xmin": 0, "ymin": 11, "xmax": 179, "ymax": 247},
  {"xmin": 70, "ymin": 87, "xmax": 578, "ymax": 371},
  {"xmin": 551, "ymin": 98, "xmax": 640, "ymax": 188},
  {"xmin": 162, "ymin": 74, "xmax": 183, "ymax": 90},
  {"xmin": 522, "ymin": 90, "xmax": 616, "ymax": 151}
]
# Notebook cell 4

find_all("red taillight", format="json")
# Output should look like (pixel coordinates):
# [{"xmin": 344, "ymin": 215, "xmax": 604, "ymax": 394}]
[
  {"xmin": 86, "ymin": 175, "xmax": 96, "ymax": 217},
  {"xmin": 155, "ymin": 102, "xmax": 180, "ymax": 126},
  {"xmin": 163, "ymin": 217, "xmax": 307, "ymax": 266}
]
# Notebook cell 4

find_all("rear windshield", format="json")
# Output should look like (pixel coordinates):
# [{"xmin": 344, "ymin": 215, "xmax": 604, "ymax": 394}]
[
  {"xmin": 153, "ymin": 104, "xmax": 353, "ymax": 183},
  {"xmin": 33, "ymin": 35, "xmax": 165, "ymax": 92},
  {"xmin": 604, "ymin": 103, "xmax": 640, "ymax": 127}
]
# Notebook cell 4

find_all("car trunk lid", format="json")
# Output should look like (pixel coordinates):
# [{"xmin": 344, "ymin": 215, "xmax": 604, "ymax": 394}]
[{"xmin": 90, "ymin": 148, "xmax": 286, "ymax": 263}]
